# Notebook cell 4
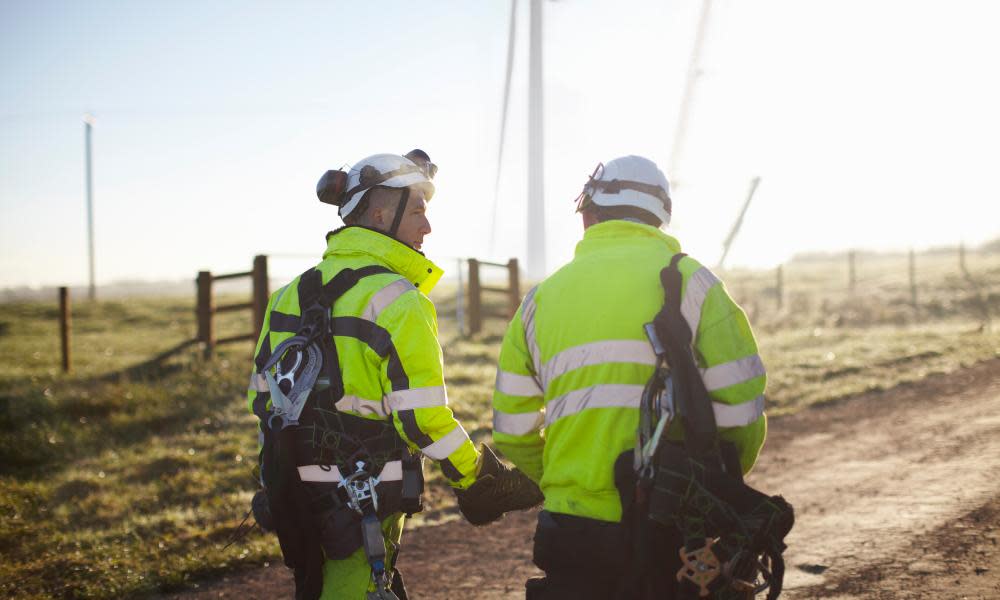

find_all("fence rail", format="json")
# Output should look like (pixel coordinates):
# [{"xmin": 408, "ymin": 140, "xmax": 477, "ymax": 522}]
[
  {"xmin": 466, "ymin": 258, "xmax": 521, "ymax": 335},
  {"xmin": 196, "ymin": 255, "xmax": 269, "ymax": 356}
]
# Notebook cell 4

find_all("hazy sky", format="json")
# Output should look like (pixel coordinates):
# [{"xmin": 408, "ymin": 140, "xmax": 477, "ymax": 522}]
[{"xmin": 2, "ymin": 0, "xmax": 999, "ymax": 288}]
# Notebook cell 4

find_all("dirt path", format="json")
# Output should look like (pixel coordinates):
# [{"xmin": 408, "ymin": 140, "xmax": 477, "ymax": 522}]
[{"xmin": 169, "ymin": 359, "xmax": 1000, "ymax": 599}]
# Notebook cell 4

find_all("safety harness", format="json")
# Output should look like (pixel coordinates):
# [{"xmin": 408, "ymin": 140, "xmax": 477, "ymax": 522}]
[
  {"xmin": 252, "ymin": 265, "xmax": 422, "ymax": 600},
  {"xmin": 616, "ymin": 253, "xmax": 794, "ymax": 600}
]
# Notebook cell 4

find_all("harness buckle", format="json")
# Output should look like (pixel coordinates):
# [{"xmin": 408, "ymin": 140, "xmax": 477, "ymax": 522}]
[{"xmin": 340, "ymin": 461, "xmax": 381, "ymax": 514}]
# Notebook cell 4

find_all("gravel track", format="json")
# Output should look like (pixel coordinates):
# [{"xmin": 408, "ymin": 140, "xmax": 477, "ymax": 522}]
[{"xmin": 166, "ymin": 358, "xmax": 1000, "ymax": 599}]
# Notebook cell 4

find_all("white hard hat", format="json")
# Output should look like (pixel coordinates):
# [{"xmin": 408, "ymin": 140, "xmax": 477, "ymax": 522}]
[
  {"xmin": 317, "ymin": 152, "xmax": 436, "ymax": 219},
  {"xmin": 575, "ymin": 155, "xmax": 672, "ymax": 226}
]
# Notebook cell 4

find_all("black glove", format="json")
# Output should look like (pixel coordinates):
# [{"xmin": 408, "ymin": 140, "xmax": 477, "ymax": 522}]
[{"xmin": 454, "ymin": 444, "xmax": 544, "ymax": 526}]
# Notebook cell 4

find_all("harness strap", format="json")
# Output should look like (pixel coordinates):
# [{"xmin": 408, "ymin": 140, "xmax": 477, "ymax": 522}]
[
  {"xmin": 767, "ymin": 550, "xmax": 785, "ymax": 600},
  {"xmin": 298, "ymin": 460, "xmax": 403, "ymax": 483},
  {"xmin": 318, "ymin": 265, "xmax": 394, "ymax": 308},
  {"xmin": 652, "ymin": 253, "xmax": 719, "ymax": 458},
  {"xmin": 291, "ymin": 265, "xmax": 394, "ymax": 410}
]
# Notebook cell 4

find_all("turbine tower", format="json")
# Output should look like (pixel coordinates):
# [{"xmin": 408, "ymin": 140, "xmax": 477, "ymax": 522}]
[
  {"xmin": 526, "ymin": 0, "xmax": 546, "ymax": 280},
  {"xmin": 669, "ymin": 0, "xmax": 713, "ymax": 184},
  {"xmin": 491, "ymin": 0, "xmax": 547, "ymax": 280}
]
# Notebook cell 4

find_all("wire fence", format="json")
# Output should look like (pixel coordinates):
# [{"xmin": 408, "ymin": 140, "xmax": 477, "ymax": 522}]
[{"xmin": 722, "ymin": 246, "xmax": 999, "ymax": 330}]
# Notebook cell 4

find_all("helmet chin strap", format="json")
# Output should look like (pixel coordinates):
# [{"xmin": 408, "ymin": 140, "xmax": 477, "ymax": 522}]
[{"xmin": 387, "ymin": 187, "xmax": 410, "ymax": 240}]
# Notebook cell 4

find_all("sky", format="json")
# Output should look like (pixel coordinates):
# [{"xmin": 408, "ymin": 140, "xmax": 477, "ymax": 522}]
[{"xmin": 2, "ymin": 0, "xmax": 999, "ymax": 289}]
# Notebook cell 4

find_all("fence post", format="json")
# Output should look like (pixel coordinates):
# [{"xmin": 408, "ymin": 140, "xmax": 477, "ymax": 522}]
[
  {"xmin": 197, "ymin": 271, "xmax": 215, "ymax": 356},
  {"xmin": 776, "ymin": 265, "xmax": 784, "ymax": 310},
  {"xmin": 456, "ymin": 258, "xmax": 465, "ymax": 337},
  {"xmin": 848, "ymin": 250, "xmax": 856, "ymax": 294},
  {"xmin": 252, "ymin": 255, "xmax": 269, "ymax": 339},
  {"xmin": 59, "ymin": 286, "xmax": 71, "ymax": 373},
  {"xmin": 909, "ymin": 248, "xmax": 917, "ymax": 309},
  {"xmin": 468, "ymin": 258, "xmax": 482, "ymax": 335},
  {"xmin": 507, "ymin": 258, "xmax": 521, "ymax": 317}
]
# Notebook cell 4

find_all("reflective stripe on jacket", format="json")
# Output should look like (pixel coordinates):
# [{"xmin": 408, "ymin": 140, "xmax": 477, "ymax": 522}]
[
  {"xmin": 248, "ymin": 226, "xmax": 479, "ymax": 489},
  {"xmin": 492, "ymin": 220, "xmax": 767, "ymax": 521}
]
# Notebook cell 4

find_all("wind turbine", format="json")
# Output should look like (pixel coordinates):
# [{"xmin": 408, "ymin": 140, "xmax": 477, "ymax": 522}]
[
  {"xmin": 670, "ymin": 1, "xmax": 762, "ymax": 269},
  {"xmin": 669, "ymin": 0, "xmax": 713, "ymax": 186},
  {"xmin": 489, "ymin": 0, "xmax": 712, "ymax": 279},
  {"xmin": 490, "ymin": 0, "xmax": 547, "ymax": 281}
]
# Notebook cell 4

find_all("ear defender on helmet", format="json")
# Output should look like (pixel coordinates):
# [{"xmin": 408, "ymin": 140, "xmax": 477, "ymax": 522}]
[{"xmin": 316, "ymin": 170, "xmax": 349, "ymax": 207}]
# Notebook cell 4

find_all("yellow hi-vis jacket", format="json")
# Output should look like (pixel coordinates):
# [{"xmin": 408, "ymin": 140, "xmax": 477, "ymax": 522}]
[
  {"xmin": 247, "ymin": 226, "xmax": 479, "ymax": 488},
  {"xmin": 492, "ymin": 220, "xmax": 767, "ymax": 522}
]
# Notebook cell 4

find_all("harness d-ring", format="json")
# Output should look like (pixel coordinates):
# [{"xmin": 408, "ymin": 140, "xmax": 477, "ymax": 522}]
[{"xmin": 267, "ymin": 414, "xmax": 285, "ymax": 432}]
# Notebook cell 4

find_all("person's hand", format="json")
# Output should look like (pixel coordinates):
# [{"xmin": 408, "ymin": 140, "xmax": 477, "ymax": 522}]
[{"xmin": 454, "ymin": 445, "xmax": 544, "ymax": 526}]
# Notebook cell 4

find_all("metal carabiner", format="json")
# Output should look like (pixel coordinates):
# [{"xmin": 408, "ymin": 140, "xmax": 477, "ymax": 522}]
[{"xmin": 274, "ymin": 347, "xmax": 303, "ymax": 390}]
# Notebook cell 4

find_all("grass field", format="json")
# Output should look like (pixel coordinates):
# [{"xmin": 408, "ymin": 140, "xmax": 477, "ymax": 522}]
[{"xmin": 1, "ymin": 250, "xmax": 998, "ymax": 598}]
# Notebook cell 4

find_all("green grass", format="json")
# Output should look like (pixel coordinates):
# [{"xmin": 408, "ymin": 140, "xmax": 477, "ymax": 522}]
[
  {"xmin": 761, "ymin": 321, "xmax": 1000, "ymax": 413},
  {"xmin": 0, "ymin": 297, "xmax": 268, "ymax": 598},
  {"xmin": 1, "ymin": 250, "xmax": 999, "ymax": 598}
]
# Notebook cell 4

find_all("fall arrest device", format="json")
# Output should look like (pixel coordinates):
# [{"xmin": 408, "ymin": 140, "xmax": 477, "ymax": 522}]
[
  {"xmin": 251, "ymin": 264, "xmax": 422, "ymax": 600},
  {"xmin": 616, "ymin": 253, "xmax": 795, "ymax": 600}
]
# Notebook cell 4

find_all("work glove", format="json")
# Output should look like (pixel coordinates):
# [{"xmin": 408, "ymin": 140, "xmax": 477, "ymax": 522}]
[{"xmin": 454, "ymin": 444, "xmax": 544, "ymax": 526}]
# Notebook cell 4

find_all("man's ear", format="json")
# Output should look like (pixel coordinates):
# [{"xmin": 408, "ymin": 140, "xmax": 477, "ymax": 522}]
[{"xmin": 369, "ymin": 204, "xmax": 386, "ymax": 228}]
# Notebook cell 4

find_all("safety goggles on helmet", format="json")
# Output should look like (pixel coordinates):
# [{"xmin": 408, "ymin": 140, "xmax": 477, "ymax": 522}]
[
  {"xmin": 404, "ymin": 148, "xmax": 438, "ymax": 181},
  {"xmin": 574, "ymin": 162, "xmax": 605, "ymax": 213}
]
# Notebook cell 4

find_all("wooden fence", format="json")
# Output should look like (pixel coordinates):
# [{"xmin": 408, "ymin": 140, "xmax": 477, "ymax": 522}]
[
  {"xmin": 196, "ymin": 255, "xmax": 270, "ymax": 356},
  {"xmin": 59, "ymin": 286, "xmax": 71, "ymax": 372},
  {"xmin": 55, "ymin": 256, "xmax": 269, "ymax": 370},
  {"xmin": 466, "ymin": 258, "xmax": 521, "ymax": 335}
]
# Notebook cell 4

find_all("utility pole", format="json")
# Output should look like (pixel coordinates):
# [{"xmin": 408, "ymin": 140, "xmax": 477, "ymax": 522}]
[
  {"xmin": 84, "ymin": 114, "xmax": 96, "ymax": 300},
  {"xmin": 527, "ymin": 0, "xmax": 546, "ymax": 280}
]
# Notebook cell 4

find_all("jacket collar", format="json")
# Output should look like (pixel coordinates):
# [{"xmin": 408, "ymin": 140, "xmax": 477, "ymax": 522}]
[
  {"xmin": 575, "ymin": 219, "xmax": 682, "ymax": 257},
  {"xmin": 323, "ymin": 226, "xmax": 443, "ymax": 293}
]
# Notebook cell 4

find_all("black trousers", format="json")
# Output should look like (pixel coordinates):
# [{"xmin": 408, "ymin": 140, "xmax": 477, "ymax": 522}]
[
  {"xmin": 526, "ymin": 510, "xmax": 682, "ymax": 600},
  {"xmin": 525, "ymin": 511, "xmax": 629, "ymax": 600}
]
